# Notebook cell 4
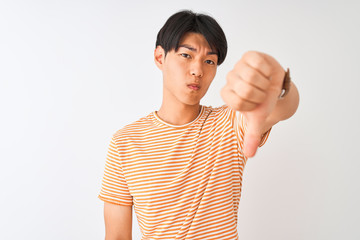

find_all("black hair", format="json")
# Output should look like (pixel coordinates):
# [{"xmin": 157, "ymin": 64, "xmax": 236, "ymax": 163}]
[{"xmin": 155, "ymin": 10, "xmax": 227, "ymax": 65}]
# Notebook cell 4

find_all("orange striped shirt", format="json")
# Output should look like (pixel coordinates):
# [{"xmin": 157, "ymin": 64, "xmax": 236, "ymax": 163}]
[{"xmin": 99, "ymin": 105, "xmax": 270, "ymax": 239}]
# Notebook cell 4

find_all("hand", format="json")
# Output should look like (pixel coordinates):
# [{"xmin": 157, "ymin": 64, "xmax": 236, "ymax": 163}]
[{"xmin": 221, "ymin": 51, "xmax": 285, "ymax": 158}]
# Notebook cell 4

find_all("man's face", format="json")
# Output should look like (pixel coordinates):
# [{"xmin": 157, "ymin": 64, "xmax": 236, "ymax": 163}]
[{"xmin": 155, "ymin": 32, "xmax": 218, "ymax": 107}]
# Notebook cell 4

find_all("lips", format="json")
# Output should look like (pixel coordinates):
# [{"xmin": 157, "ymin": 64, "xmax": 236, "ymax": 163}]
[{"xmin": 187, "ymin": 83, "xmax": 200, "ymax": 90}]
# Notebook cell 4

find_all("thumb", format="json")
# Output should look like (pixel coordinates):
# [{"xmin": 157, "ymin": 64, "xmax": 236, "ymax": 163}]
[{"xmin": 243, "ymin": 119, "xmax": 263, "ymax": 158}]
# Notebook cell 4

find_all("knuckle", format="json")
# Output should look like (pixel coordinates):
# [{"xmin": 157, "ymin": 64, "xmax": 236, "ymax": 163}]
[
  {"xmin": 242, "ymin": 87, "xmax": 253, "ymax": 99},
  {"xmin": 253, "ymin": 55, "xmax": 267, "ymax": 69},
  {"xmin": 226, "ymin": 94, "xmax": 243, "ymax": 110},
  {"xmin": 233, "ymin": 100, "xmax": 245, "ymax": 111},
  {"xmin": 243, "ymin": 51, "xmax": 268, "ymax": 70},
  {"xmin": 246, "ymin": 70, "xmax": 258, "ymax": 82},
  {"xmin": 244, "ymin": 50, "xmax": 258, "ymax": 58}
]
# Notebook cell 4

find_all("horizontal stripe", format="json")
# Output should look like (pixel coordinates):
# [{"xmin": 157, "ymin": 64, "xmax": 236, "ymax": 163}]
[{"xmin": 98, "ymin": 105, "xmax": 270, "ymax": 239}]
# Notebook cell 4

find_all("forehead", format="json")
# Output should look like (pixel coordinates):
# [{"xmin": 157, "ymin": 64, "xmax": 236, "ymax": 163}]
[{"xmin": 178, "ymin": 32, "xmax": 212, "ymax": 50}]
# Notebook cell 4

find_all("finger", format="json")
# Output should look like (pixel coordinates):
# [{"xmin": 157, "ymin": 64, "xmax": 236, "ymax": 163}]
[
  {"xmin": 221, "ymin": 86, "xmax": 258, "ymax": 112},
  {"xmin": 242, "ymin": 51, "xmax": 285, "ymax": 87},
  {"xmin": 242, "ymin": 51, "xmax": 274, "ymax": 78},
  {"xmin": 234, "ymin": 61, "xmax": 271, "ymax": 91},
  {"xmin": 243, "ymin": 119, "xmax": 263, "ymax": 158},
  {"xmin": 228, "ymin": 74, "xmax": 267, "ymax": 104},
  {"xmin": 244, "ymin": 133, "xmax": 260, "ymax": 158}
]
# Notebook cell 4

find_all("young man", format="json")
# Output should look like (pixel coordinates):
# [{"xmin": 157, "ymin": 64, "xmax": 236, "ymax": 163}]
[{"xmin": 99, "ymin": 10, "xmax": 299, "ymax": 240}]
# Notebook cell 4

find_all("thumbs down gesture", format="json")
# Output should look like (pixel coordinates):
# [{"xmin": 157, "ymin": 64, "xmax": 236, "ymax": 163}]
[{"xmin": 221, "ymin": 51, "xmax": 299, "ymax": 158}]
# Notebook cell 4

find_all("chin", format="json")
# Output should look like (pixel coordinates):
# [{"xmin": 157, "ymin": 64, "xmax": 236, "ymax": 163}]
[
  {"xmin": 176, "ymin": 90, "xmax": 206, "ymax": 106},
  {"xmin": 181, "ymin": 97, "xmax": 202, "ymax": 106}
]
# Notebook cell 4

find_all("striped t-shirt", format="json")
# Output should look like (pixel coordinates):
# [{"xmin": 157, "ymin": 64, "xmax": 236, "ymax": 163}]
[{"xmin": 98, "ymin": 105, "xmax": 270, "ymax": 239}]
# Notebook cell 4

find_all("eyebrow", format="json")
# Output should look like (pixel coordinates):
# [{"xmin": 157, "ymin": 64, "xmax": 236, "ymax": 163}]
[{"xmin": 178, "ymin": 44, "xmax": 217, "ymax": 55}]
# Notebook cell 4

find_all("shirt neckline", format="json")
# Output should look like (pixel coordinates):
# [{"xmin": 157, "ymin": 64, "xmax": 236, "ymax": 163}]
[{"xmin": 152, "ymin": 105, "xmax": 205, "ymax": 128}]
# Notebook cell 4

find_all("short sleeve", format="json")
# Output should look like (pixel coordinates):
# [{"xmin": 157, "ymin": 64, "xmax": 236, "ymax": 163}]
[{"xmin": 98, "ymin": 136, "xmax": 133, "ymax": 206}]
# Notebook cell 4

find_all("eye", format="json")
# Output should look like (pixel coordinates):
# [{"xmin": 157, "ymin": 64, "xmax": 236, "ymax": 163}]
[
  {"xmin": 205, "ymin": 60, "xmax": 215, "ymax": 65},
  {"xmin": 180, "ymin": 53, "xmax": 191, "ymax": 58}
]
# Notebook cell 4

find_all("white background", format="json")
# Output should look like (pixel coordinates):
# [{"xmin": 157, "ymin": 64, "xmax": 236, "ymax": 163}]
[{"xmin": 1, "ymin": 0, "xmax": 359, "ymax": 239}]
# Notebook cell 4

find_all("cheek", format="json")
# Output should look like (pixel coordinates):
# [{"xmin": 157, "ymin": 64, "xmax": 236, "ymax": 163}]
[
  {"xmin": 200, "ymin": 69, "xmax": 216, "ymax": 91},
  {"xmin": 163, "ymin": 66, "xmax": 185, "ymax": 90},
  {"xmin": 164, "ymin": 62, "xmax": 187, "ymax": 83},
  {"xmin": 169, "ymin": 60, "xmax": 187, "ymax": 75},
  {"xmin": 205, "ymin": 68, "xmax": 217, "ymax": 82}
]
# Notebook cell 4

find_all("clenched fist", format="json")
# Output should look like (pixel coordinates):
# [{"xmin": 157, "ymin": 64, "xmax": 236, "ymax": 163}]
[{"xmin": 221, "ymin": 51, "xmax": 286, "ymax": 158}]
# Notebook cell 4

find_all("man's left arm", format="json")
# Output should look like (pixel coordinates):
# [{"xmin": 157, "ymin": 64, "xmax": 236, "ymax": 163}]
[{"xmin": 221, "ymin": 51, "xmax": 300, "ymax": 158}]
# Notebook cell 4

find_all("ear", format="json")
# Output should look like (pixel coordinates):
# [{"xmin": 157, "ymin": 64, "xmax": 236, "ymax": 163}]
[{"xmin": 154, "ymin": 46, "xmax": 165, "ymax": 70}]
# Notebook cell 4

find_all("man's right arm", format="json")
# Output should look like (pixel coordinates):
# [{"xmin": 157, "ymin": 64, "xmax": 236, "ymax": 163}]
[{"xmin": 104, "ymin": 202, "xmax": 132, "ymax": 240}]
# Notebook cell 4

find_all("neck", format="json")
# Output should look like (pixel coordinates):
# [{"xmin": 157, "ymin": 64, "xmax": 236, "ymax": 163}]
[{"xmin": 157, "ymin": 101, "xmax": 202, "ymax": 126}]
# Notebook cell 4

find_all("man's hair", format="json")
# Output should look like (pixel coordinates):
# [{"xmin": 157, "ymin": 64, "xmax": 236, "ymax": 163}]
[{"xmin": 155, "ymin": 10, "xmax": 228, "ymax": 65}]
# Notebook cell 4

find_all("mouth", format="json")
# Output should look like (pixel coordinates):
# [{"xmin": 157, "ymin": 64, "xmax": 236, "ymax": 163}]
[{"xmin": 187, "ymin": 84, "xmax": 200, "ymax": 90}]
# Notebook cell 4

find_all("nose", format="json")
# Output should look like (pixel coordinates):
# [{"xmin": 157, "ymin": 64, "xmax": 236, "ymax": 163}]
[{"xmin": 190, "ymin": 61, "xmax": 203, "ymax": 78}]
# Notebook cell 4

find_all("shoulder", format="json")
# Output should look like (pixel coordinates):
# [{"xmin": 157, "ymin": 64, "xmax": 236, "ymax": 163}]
[
  {"xmin": 204, "ymin": 104, "xmax": 236, "ymax": 119},
  {"xmin": 112, "ymin": 112, "xmax": 154, "ymax": 141},
  {"xmin": 197, "ymin": 105, "xmax": 237, "ymax": 130}
]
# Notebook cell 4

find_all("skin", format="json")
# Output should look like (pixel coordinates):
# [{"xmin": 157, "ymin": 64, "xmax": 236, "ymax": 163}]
[
  {"xmin": 155, "ymin": 32, "xmax": 219, "ymax": 125},
  {"xmin": 104, "ymin": 32, "xmax": 300, "ymax": 239},
  {"xmin": 155, "ymin": 32, "xmax": 299, "ymax": 157},
  {"xmin": 221, "ymin": 51, "xmax": 299, "ymax": 157},
  {"xmin": 104, "ymin": 202, "xmax": 132, "ymax": 240}
]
